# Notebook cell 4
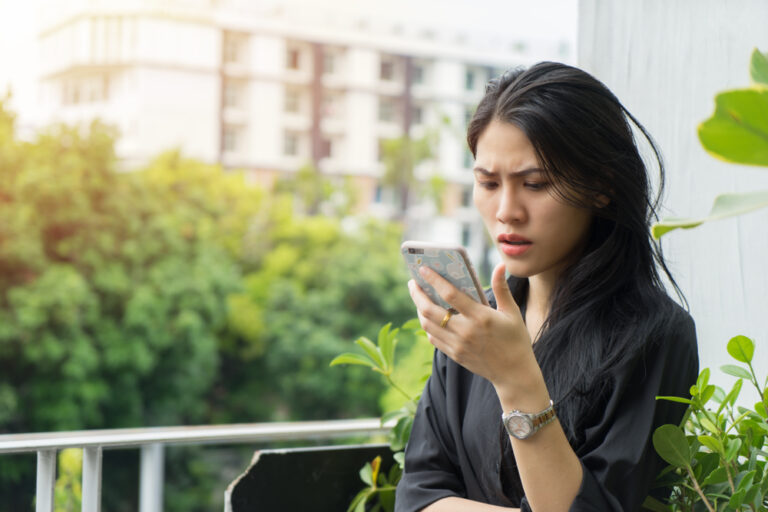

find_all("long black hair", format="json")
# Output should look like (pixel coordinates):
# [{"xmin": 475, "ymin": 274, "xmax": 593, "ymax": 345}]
[{"xmin": 467, "ymin": 62, "xmax": 686, "ymax": 445}]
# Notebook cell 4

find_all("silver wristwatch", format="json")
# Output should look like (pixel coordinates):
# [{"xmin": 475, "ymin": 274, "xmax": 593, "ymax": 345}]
[{"xmin": 502, "ymin": 400, "xmax": 556, "ymax": 440}]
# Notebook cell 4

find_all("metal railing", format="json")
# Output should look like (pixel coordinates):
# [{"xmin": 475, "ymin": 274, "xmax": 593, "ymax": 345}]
[{"xmin": 0, "ymin": 418, "xmax": 389, "ymax": 512}]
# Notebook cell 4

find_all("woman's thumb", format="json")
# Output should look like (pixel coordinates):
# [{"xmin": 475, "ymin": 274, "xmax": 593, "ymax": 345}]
[{"xmin": 491, "ymin": 262, "xmax": 517, "ymax": 313}]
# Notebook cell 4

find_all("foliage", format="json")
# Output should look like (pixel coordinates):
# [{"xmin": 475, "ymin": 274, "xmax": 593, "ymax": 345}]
[
  {"xmin": 646, "ymin": 335, "xmax": 768, "ymax": 511},
  {"xmin": 653, "ymin": 48, "xmax": 768, "ymax": 238},
  {"xmin": 54, "ymin": 449, "xmax": 82, "ymax": 512},
  {"xmin": 379, "ymin": 133, "xmax": 436, "ymax": 215},
  {"xmin": 331, "ymin": 319, "xmax": 434, "ymax": 511}
]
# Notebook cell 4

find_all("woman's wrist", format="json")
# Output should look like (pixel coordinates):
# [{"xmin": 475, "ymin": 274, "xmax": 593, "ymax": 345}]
[{"xmin": 492, "ymin": 354, "xmax": 550, "ymax": 413}]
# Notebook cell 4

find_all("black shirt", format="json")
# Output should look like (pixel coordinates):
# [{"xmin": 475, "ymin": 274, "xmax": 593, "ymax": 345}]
[{"xmin": 395, "ymin": 280, "xmax": 699, "ymax": 512}]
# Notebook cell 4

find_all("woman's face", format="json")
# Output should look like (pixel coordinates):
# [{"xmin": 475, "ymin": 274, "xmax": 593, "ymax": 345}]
[{"xmin": 473, "ymin": 120, "xmax": 593, "ymax": 282}]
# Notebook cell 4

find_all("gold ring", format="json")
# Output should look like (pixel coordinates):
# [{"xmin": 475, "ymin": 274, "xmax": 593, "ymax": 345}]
[{"xmin": 440, "ymin": 309, "xmax": 454, "ymax": 328}]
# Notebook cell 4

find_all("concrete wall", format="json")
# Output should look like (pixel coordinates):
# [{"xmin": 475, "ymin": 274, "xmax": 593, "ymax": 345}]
[{"xmin": 578, "ymin": 0, "xmax": 768, "ymax": 395}]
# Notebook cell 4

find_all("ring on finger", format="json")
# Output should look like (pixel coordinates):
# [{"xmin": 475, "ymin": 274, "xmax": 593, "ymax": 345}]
[{"xmin": 440, "ymin": 308, "xmax": 458, "ymax": 328}]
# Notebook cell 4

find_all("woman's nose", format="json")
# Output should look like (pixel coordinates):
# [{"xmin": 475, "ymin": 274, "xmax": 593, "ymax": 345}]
[{"xmin": 496, "ymin": 188, "xmax": 526, "ymax": 224}]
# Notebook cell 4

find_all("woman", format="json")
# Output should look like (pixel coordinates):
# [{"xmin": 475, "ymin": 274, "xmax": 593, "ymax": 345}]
[{"xmin": 396, "ymin": 62, "xmax": 699, "ymax": 511}]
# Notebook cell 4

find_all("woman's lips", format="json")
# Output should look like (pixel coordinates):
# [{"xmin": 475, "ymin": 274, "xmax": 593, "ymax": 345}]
[
  {"xmin": 497, "ymin": 234, "xmax": 532, "ymax": 256},
  {"xmin": 500, "ymin": 241, "xmax": 532, "ymax": 256}
]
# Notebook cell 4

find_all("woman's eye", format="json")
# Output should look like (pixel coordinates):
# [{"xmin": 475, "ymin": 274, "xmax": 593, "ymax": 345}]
[
  {"xmin": 524, "ymin": 181, "xmax": 548, "ymax": 191},
  {"xmin": 477, "ymin": 181, "xmax": 498, "ymax": 190}
]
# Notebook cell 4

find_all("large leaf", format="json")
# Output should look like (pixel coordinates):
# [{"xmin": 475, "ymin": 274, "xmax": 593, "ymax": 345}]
[
  {"xmin": 652, "ymin": 424, "xmax": 691, "ymax": 468},
  {"xmin": 721, "ymin": 364, "xmax": 752, "ymax": 380},
  {"xmin": 727, "ymin": 335, "xmax": 755, "ymax": 363},
  {"xmin": 330, "ymin": 353, "xmax": 375, "ymax": 368},
  {"xmin": 698, "ymin": 88, "xmax": 768, "ymax": 166},
  {"xmin": 652, "ymin": 189, "xmax": 768, "ymax": 238},
  {"xmin": 750, "ymin": 48, "xmax": 768, "ymax": 86}
]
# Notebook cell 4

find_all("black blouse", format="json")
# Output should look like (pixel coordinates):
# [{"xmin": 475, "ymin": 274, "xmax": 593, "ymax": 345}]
[{"xmin": 395, "ymin": 280, "xmax": 699, "ymax": 512}]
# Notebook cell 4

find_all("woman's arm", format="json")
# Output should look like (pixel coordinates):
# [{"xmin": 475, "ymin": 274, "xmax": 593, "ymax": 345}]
[
  {"xmin": 411, "ymin": 264, "xmax": 583, "ymax": 511},
  {"xmin": 424, "ymin": 497, "xmax": 520, "ymax": 511}
]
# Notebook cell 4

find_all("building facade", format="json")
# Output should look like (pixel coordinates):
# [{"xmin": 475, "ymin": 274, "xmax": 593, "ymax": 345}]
[{"xmin": 36, "ymin": 0, "xmax": 572, "ymax": 267}]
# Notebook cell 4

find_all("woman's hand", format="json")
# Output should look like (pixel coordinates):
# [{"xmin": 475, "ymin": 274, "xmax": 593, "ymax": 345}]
[{"xmin": 408, "ymin": 262, "xmax": 535, "ymax": 393}]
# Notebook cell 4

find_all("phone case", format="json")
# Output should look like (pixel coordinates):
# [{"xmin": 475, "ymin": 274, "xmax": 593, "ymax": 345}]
[{"xmin": 401, "ymin": 241, "xmax": 489, "ymax": 309}]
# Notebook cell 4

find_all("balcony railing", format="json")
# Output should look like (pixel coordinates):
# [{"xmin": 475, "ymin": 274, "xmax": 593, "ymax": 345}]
[{"xmin": 0, "ymin": 418, "xmax": 388, "ymax": 512}]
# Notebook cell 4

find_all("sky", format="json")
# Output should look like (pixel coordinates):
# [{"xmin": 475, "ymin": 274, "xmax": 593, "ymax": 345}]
[{"xmin": 0, "ymin": 0, "xmax": 578, "ymax": 128}]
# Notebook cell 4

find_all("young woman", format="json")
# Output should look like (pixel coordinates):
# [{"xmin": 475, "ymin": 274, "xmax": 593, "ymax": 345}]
[{"xmin": 396, "ymin": 62, "xmax": 699, "ymax": 511}]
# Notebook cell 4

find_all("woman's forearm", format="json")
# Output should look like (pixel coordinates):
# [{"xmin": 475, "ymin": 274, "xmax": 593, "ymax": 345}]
[
  {"xmin": 494, "ymin": 358, "xmax": 583, "ymax": 511},
  {"xmin": 423, "ymin": 497, "xmax": 519, "ymax": 511}
]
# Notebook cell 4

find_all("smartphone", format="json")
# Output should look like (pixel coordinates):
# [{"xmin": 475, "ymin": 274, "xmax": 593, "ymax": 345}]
[{"xmin": 401, "ymin": 241, "xmax": 489, "ymax": 309}]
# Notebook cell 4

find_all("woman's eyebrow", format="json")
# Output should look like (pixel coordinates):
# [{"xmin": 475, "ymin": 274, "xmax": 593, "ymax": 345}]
[{"xmin": 473, "ymin": 166, "xmax": 545, "ymax": 177}]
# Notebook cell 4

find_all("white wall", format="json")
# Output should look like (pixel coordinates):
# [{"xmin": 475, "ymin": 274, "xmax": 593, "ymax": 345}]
[{"xmin": 578, "ymin": 0, "xmax": 768, "ymax": 396}]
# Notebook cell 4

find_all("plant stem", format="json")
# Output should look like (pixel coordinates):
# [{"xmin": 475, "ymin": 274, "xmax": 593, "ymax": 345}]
[
  {"xmin": 385, "ymin": 375, "xmax": 413, "ymax": 401},
  {"xmin": 686, "ymin": 466, "xmax": 715, "ymax": 512},
  {"xmin": 723, "ymin": 459, "xmax": 736, "ymax": 493}
]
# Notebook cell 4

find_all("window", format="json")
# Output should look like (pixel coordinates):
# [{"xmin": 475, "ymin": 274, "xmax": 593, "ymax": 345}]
[
  {"xmin": 322, "ymin": 93, "xmax": 339, "ymax": 118},
  {"xmin": 412, "ymin": 64, "xmax": 424, "ymax": 85},
  {"xmin": 224, "ymin": 81, "xmax": 241, "ymax": 108},
  {"xmin": 464, "ymin": 106, "xmax": 474, "ymax": 127},
  {"xmin": 379, "ymin": 97, "xmax": 397, "ymax": 123},
  {"xmin": 319, "ymin": 137, "xmax": 332, "ymax": 159},
  {"xmin": 380, "ymin": 56, "xmax": 395, "ymax": 81},
  {"xmin": 411, "ymin": 105, "xmax": 423, "ymax": 125},
  {"xmin": 465, "ymin": 69, "xmax": 475, "ymax": 91},
  {"xmin": 377, "ymin": 139, "xmax": 387, "ymax": 162},
  {"xmin": 323, "ymin": 53, "xmax": 336, "ymax": 75},
  {"xmin": 464, "ymin": 148, "xmax": 474, "ymax": 169},
  {"xmin": 284, "ymin": 88, "xmax": 301, "ymax": 113},
  {"xmin": 223, "ymin": 125, "xmax": 239, "ymax": 152},
  {"xmin": 461, "ymin": 186, "xmax": 473, "ymax": 207},
  {"xmin": 284, "ymin": 132, "xmax": 299, "ymax": 156},
  {"xmin": 223, "ymin": 32, "xmax": 246, "ymax": 64},
  {"xmin": 374, "ymin": 184, "xmax": 383, "ymax": 203},
  {"xmin": 286, "ymin": 47, "xmax": 301, "ymax": 70},
  {"xmin": 461, "ymin": 223, "xmax": 472, "ymax": 247}
]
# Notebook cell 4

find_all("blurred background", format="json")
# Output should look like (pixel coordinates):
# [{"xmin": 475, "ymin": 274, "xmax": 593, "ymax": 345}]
[
  {"xmin": 0, "ymin": 0, "xmax": 575, "ymax": 509},
  {"xmin": 4, "ymin": 0, "xmax": 768, "ymax": 510}
]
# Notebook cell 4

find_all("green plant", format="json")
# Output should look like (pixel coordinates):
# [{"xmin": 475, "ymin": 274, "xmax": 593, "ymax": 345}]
[
  {"xmin": 331, "ymin": 319, "xmax": 432, "ymax": 512},
  {"xmin": 646, "ymin": 335, "xmax": 768, "ymax": 511},
  {"xmin": 653, "ymin": 48, "xmax": 768, "ymax": 238},
  {"xmin": 646, "ymin": 48, "xmax": 768, "ymax": 511}
]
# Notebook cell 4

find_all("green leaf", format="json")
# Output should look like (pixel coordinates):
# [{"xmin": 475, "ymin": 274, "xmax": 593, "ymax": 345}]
[
  {"xmin": 711, "ymin": 386, "xmax": 726, "ymax": 404},
  {"xmin": 377, "ymin": 323, "xmax": 397, "ymax": 372},
  {"xmin": 355, "ymin": 337, "xmax": 385, "ymax": 369},
  {"xmin": 359, "ymin": 462, "xmax": 374, "ymax": 486},
  {"xmin": 346, "ymin": 488, "xmax": 371, "ymax": 512},
  {"xmin": 737, "ymin": 469, "xmax": 756, "ymax": 492},
  {"xmin": 655, "ymin": 395, "xmax": 693, "ymax": 405},
  {"xmin": 330, "ymin": 353, "xmax": 375, "ymax": 368},
  {"xmin": 697, "ymin": 435, "xmax": 723, "ymax": 454},
  {"xmin": 699, "ymin": 415, "xmax": 720, "ymax": 435},
  {"xmin": 702, "ymin": 466, "xmax": 729, "ymax": 486},
  {"xmin": 641, "ymin": 496, "xmax": 672, "ymax": 512},
  {"xmin": 756, "ymin": 401, "xmax": 767, "ymax": 419},
  {"xmin": 402, "ymin": 318, "xmax": 422, "ymax": 331},
  {"xmin": 653, "ymin": 424, "xmax": 691, "ymax": 468},
  {"xmin": 727, "ymin": 335, "xmax": 755, "ymax": 364},
  {"xmin": 721, "ymin": 364, "xmax": 753, "ymax": 380},
  {"xmin": 750, "ymin": 48, "xmax": 768, "ymax": 86},
  {"xmin": 718, "ymin": 379, "xmax": 743, "ymax": 415},
  {"xmin": 699, "ymin": 88, "xmax": 768, "ymax": 166},
  {"xmin": 697, "ymin": 368, "xmax": 711, "ymax": 390},
  {"xmin": 393, "ymin": 451, "xmax": 405, "ymax": 469},
  {"xmin": 724, "ymin": 438, "xmax": 741, "ymax": 461},
  {"xmin": 652, "ymin": 190, "xmax": 768, "ymax": 238},
  {"xmin": 729, "ymin": 488, "xmax": 746, "ymax": 510},
  {"xmin": 700, "ymin": 384, "xmax": 715, "ymax": 405}
]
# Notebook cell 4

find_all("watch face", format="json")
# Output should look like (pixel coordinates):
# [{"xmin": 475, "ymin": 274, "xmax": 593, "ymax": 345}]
[{"xmin": 506, "ymin": 415, "xmax": 533, "ymax": 439}]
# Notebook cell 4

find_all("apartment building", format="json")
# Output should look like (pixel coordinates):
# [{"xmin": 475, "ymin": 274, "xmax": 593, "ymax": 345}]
[{"xmin": 35, "ymin": 0, "xmax": 572, "ymax": 263}]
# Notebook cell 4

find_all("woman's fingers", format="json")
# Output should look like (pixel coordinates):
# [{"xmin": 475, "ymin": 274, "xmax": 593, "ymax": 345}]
[
  {"xmin": 490, "ymin": 262, "xmax": 520, "ymax": 315},
  {"xmin": 417, "ymin": 266, "xmax": 477, "ymax": 316}
]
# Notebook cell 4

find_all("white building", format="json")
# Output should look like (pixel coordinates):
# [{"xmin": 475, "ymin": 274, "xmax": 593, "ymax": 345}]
[{"xmin": 33, "ymin": 0, "xmax": 573, "ymax": 268}]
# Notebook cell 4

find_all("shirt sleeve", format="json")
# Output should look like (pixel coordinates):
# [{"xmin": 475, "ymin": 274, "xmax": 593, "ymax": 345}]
[
  {"xmin": 567, "ymin": 310, "xmax": 699, "ymax": 511},
  {"xmin": 395, "ymin": 349, "xmax": 465, "ymax": 512}
]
